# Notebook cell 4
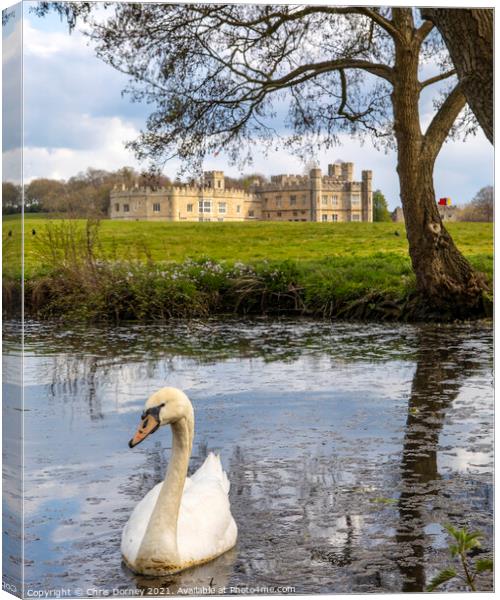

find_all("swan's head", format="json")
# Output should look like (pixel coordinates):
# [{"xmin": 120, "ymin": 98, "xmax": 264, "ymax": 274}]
[{"xmin": 128, "ymin": 387, "xmax": 193, "ymax": 448}]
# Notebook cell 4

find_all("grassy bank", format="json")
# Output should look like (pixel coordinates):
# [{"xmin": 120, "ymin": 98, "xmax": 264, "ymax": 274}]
[{"xmin": 2, "ymin": 217, "xmax": 493, "ymax": 322}]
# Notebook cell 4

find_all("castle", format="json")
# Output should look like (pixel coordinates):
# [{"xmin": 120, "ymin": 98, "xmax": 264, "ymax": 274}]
[{"xmin": 109, "ymin": 161, "xmax": 373, "ymax": 223}]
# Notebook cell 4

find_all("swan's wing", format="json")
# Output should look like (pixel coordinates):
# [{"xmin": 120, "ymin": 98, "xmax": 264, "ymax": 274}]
[
  {"xmin": 178, "ymin": 454, "xmax": 237, "ymax": 563},
  {"xmin": 190, "ymin": 452, "xmax": 230, "ymax": 494}
]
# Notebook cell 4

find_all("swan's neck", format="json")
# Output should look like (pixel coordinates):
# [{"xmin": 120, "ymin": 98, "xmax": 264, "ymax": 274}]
[{"xmin": 135, "ymin": 415, "xmax": 193, "ymax": 571}]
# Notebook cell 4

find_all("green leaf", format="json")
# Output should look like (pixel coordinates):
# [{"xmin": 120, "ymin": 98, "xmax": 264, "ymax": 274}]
[
  {"xmin": 475, "ymin": 558, "xmax": 493, "ymax": 573},
  {"xmin": 464, "ymin": 531, "xmax": 483, "ymax": 548},
  {"xmin": 444, "ymin": 524, "xmax": 460, "ymax": 540},
  {"xmin": 427, "ymin": 568, "xmax": 457, "ymax": 592}
]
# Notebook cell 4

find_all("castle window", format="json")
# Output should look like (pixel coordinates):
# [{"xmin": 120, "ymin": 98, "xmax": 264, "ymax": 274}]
[
  {"xmin": 275, "ymin": 196, "xmax": 282, "ymax": 208},
  {"xmin": 322, "ymin": 195, "xmax": 328, "ymax": 206},
  {"xmin": 187, "ymin": 203, "xmax": 193, "ymax": 212},
  {"xmin": 293, "ymin": 211, "xmax": 298, "ymax": 216},
  {"xmin": 332, "ymin": 214, "xmax": 338, "ymax": 222},
  {"xmin": 301, "ymin": 210, "xmax": 306, "ymax": 215},
  {"xmin": 302, "ymin": 195, "xmax": 307, "ymax": 204},
  {"xmin": 218, "ymin": 217, "xmax": 224, "ymax": 222},
  {"xmin": 248, "ymin": 210, "xmax": 255, "ymax": 217},
  {"xmin": 218, "ymin": 202, "xmax": 227, "ymax": 213},
  {"xmin": 333, "ymin": 195, "xmax": 338, "ymax": 206},
  {"xmin": 199, "ymin": 199, "xmax": 212, "ymax": 213},
  {"xmin": 236, "ymin": 205, "xmax": 241, "ymax": 213},
  {"xmin": 217, "ymin": 180, "xmax": 222, "ymax": 188},
  {"xmin": 351, "ymin": 195, "xmax": 360, "ymax": 206},
  {"xmin": 115, "ymin": 203, "xmax": 120, "ymax": 212},
  {"xmin": 290, "ymin": 195, "xmax": 297, "ymax": 205},
  {"xmin": 153, "ymin": 203, "xmax": 161, "ymax": 212},
  {"xmin": 124, "ymin": 204, "xmax": 130, "ymax": 212},
  {"xmin": 263, "ymin": 198, "xmax": 268, "ymax": 205},
  {"xmin": 277, "ymin": 211, "xmax": 282, "ymax": 217},
  {"xmin": 352, "ymin": 214, "xmax": 360, "ymax": 221},
  {"xmin": 321, "ymin": 214, "xmax": 328, "ymax": 222}
]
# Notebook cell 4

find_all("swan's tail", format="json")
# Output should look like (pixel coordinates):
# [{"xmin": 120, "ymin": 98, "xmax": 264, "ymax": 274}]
[{"xmin": 192, "ymin": 452, "xmax": 230, "ymax": 494}]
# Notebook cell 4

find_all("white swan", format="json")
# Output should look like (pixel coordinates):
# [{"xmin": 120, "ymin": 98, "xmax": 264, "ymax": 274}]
[{"xmin": 121, "ymin": 387, "xmax": 237, "ymax": 576}]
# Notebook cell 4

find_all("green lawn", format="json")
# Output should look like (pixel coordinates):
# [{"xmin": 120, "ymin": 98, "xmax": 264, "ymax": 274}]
[
  {"xmin": 2, "ymin": 216, "xmax": 493, "ymax": 278},
  {"xmin": 2, "ymin": 216, "xmax": 492, "ymax": 320}
]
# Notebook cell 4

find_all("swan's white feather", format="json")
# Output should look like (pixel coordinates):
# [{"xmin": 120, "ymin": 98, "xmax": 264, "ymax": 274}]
[{"xmin": 121, "ymin": 452, "xmax": 237, "ymax": 567}]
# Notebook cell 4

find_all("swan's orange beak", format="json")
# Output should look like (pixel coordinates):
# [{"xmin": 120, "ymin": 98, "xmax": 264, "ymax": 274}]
[{"xmin": 128, "ymin": 414, "xmax": 160, "ymax": 448}]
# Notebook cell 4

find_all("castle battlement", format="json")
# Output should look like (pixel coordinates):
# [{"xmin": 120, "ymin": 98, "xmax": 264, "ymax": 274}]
[
  {"xmin": 113, "ymin": 183, "xmax": 254, "ymax": 199},
  {"xmin": 110, "ymin": 163, "xmax": 373, "ymax": 223}
]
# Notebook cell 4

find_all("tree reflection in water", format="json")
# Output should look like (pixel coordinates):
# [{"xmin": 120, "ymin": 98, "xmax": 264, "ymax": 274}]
[{"xmin": 396, "ymin": 328, "xmax": 486, "ymax": 592}]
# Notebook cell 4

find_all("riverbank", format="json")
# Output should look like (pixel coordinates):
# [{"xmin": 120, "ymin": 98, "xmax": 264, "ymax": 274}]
[
  {"xmin": 2, "ymin": 219, "xmax": 493, "ymax": 322},
  {"xmin": 8, "ymin": 254, "xmax": 492, "ymax": 322}
]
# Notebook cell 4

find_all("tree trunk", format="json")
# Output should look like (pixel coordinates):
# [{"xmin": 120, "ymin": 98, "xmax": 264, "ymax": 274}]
[
  {"xmin": 399, "ymin": 158, "xmax": 488, "ymax": 315},
  {"xmin": 421, "ymin": 8, "xmax": 493, "ymax": 144},
  {"xmin": 391, "ymin": 18, "xmax": 489, "ymax": 317}
]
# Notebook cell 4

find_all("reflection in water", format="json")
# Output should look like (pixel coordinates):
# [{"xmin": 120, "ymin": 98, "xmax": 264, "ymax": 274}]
[
  {"xmin": 9, "ymin": 319, "xmax": 493, "ymax": 594},
  {"xmin": 133, "ymin": 547, "xmax": 238, "ymax": 595},
  {"xmin": 396, "ymin": 329, "xmax": 492, "ymax": 592}
]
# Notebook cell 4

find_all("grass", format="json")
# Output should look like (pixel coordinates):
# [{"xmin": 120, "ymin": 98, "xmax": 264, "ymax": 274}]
[
  {"xmin": 2, "ymin": 216, "xmax": 493, "ymax": 276},
  {"xmin": 2, "ymin": 217, "xmax": 493, "ymax": 322}
]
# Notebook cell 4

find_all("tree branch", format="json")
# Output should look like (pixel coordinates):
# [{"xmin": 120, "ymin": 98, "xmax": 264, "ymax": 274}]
[
  {"xmin": 355, "ymin": 7, "xmax": 402, "ymax": 41},
  {"xmin": 415, "ymin": 20, "xmax": 435, "ymax": 43},
  {"xmin": 260, "ymin": 58, "xmax": 394, "ymax": 89},
  {"xmin": 337, "ymin": 69, "xmax": 373, "ymax": 121},
  {"xmin": 420, "ymin": 69, "xmax": 457, "ymax": 89},
  {"xmin": 422, "ymin": 83, "xmax": 467, "ymax": 160}
]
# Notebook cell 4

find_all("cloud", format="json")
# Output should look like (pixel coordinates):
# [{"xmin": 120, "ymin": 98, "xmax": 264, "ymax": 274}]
[
  {"xmin": 23, "ymin": 116, "xmax": 142, "ymax": 180},
  {"xmin": 23, "ymin": 15, "xmax": 146, "ymax": 151},
  {"xmin": 2, "ymin": 148, "xmax": 22, "ymax": 184},
  {"xmin": 20, "ymin": 14, "xmax": 147, "ymax": 180},
  {"xmin": 2, "ymin": 8, "xmax": 22, "ymax": 156}
]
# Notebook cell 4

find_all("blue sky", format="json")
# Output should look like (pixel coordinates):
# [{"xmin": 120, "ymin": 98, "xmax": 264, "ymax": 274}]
[{"xmin": 3, "ymin": 2, "xmax": 494, "ymax": 209}]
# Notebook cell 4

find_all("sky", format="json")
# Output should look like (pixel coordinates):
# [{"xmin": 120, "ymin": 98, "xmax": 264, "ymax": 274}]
[{"xmin": 2, "ymin": 1, "xmax": 495, "ymax": 210}]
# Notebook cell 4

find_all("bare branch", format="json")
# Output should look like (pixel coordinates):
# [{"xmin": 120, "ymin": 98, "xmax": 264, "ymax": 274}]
[
  {"xmin": 355, "ymin": 7, "xmax": 402, "ymax": 41},
  {"xmin": 337, "ymin": 69, "xmax": 372, "ymax": 121},
  {"xmin": 251, "ymin": 58, "xmax": 394, "ymax": 90},
  {"xmin": 420, "ymin": 69, "xmax": 457, "ymax": 90},
  {"xmin": 415, "ymin": 20, "xmax": 435, "ymax": 43}
]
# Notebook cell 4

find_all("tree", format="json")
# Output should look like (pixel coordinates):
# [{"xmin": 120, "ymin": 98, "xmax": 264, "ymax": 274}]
[
  {"xmin": 372, "ymin": 190, "xmax": 391, "ymax": 222},
  {"xmin": 420, "ymin": 9, "xmax": 493, "ymax": 144},
  {"xmin": 2, "ymin": 182, "xmax": 21, "ymax": 214},
  {"xmin": 458, "ymin": 186, "xmax": 493, "ymax": 222},
  {"xmin": 25, "ymin": 178, "xmax": 66, "ymax": 212},
  {"xmin": 36, "ymin": 4, "xmax": 490, "ymax": 315}
]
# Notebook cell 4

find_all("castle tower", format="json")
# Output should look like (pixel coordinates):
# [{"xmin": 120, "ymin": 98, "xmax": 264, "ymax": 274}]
[
  {"xmin": 328, "ymin": 163, "xmax": 342, "ymax": 178},
  {"xmin": 310, "ymin": 167, "xmax": 322, "ymax": 222},
  {"xmin": 341, "ymin": 162, "xmax": 354, "ymax": 182},
  {"xmin": 362, "ymin": 170, "xmax": 373, "ymax": 223},
  {"xmin": 204, "ymin": 170, "xmax": 225, "ymax": 190}
]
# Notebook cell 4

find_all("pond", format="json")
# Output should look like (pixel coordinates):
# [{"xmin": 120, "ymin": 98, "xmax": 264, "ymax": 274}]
[{"xmin": 4, "ymin": 318, "xmax": 493, "ymax": 594}]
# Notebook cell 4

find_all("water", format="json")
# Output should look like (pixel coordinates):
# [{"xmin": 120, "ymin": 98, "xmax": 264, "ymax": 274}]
[{"xmin": 6, "ymin": 318, "xmax": 493, "ymax": 594}]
